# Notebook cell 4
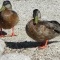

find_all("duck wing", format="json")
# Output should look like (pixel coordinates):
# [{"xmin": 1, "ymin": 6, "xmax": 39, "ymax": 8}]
[{"xmin": 45, "ymin": 21, "xmax": 60, "ymax": 33}]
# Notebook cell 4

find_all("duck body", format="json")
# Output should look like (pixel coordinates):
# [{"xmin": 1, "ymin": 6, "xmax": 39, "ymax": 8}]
[
  {"xmin": 26, "ymin": 20, "xmax": 60, "ymax": 42},
  {"xmin": 26, "ymin": 9, "xmax": 60, "ymax": 48},
  {"xmin": 0, "ymin": 8, "xmax": 19, "ymax": 29},
  {"xmin": 0, "ymin": 1, "xmax": 19, "ymax": 36}
]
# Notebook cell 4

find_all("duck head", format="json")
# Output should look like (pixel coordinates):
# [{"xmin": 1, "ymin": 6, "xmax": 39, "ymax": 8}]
[
  {"xmin": 0, "ymin": 1, "xmax": 12, "ymax": 11},
  {"xmin": 33, "ymin": 9, "xmax": 41, "ymax": 24}
]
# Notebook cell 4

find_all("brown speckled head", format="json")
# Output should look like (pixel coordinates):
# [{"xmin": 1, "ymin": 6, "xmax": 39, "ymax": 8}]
[
  {"xmin": 2, "ymin": 1, "xmax": 12, "ymax": 10},
  {"xmin": 3, "ymin": 1, "xmax": 11, "ymax": 6}
]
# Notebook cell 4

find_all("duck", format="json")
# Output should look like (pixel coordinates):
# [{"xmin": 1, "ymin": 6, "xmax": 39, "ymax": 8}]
[
  {"xmin": 0, "ymin": 0, "xmax": 19, "ymax": 37},
  {"xmin": 26, "ymin": 9, "xmax": 60, "ymax": 49}
]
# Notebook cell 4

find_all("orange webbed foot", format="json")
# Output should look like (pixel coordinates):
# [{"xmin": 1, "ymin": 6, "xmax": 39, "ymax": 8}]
[
  {"xmin": 10, "ymin": 33, "xmax": 16, "ymax": 37},
  {"xmin": 38, "ymin": 40, "xmax": 48, "ymax": 49}
]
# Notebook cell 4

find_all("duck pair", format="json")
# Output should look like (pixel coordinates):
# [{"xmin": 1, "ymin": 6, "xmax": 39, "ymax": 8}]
[{"xmin": 1, "ymin": 1, "xmax": 60, "ymax": 49}]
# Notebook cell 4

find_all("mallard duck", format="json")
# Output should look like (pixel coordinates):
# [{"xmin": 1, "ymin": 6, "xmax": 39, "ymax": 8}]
[
  {"xmin": 0, "ymin": 1, "xmax": 19, "ymax": 36},
  {"xmin": 26, "ymin": 9, "xmax": 60, "ymax": 49}
]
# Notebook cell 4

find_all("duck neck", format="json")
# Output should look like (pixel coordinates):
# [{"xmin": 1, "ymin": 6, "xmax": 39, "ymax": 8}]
[{"xmin": 34, "ymin": 16, "xmax": 39, "ymax": 24}]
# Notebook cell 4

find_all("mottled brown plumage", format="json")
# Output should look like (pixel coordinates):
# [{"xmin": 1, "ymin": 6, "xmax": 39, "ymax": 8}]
[
  {"xmin": 26, "ymin": 20, "xmax": 59, "ymax": 42},
  {"xmin": 0, "ymin": 8, "xmax": 19, "ymax": 29}
]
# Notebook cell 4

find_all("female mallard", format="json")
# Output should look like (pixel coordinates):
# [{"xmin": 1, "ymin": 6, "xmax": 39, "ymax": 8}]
[
  {"xmin": 26, "ymin": 9, "xmax": 60, "ymax": 49},
  {"xmin": 0, "ymin": 1, "xmax": 19, "ymax": 36}
]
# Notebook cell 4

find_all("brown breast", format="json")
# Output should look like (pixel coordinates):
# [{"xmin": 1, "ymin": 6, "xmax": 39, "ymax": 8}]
[{"xmin": 0, "ymin": 9, "xmax": 19, "ymax": 29}]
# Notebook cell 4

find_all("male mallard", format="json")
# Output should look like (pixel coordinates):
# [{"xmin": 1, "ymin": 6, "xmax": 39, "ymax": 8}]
[
  {"xmin": 0, "ymin": 1, "xmax": 19, "ymax": 36},
  {"xmin": 26, "ymin": 9, "xmax": 60, "ymax": 49}
]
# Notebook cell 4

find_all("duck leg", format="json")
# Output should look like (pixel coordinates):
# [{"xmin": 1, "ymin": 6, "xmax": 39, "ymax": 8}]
[
  {"xmin": 10, "ymin": 27, "xmax": 16, "ymax": 37},
  {"xmin": 0, "ymin": 28, "xmax": 4, "ymax": 37},
  {"xmin": 39, "ymin": 40, "xmax": 48, "ymax": 49},
  {"xmin": 0, "ymin": 28, "xmax": 2, "ymax": 36}
]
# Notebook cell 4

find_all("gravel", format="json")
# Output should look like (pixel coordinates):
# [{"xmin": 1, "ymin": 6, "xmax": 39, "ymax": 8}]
[{"xmin": 0, "ymin": 0, "xmax": 60, "ymax": 60}]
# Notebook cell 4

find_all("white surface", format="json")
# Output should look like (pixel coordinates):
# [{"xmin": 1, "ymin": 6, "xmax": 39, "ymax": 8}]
[
  {"xmin": 0, "ymin": 53, "xmax": 31, "ymax": 60},
  {"xmin": 0, "ymin": 39, "xmax": 6, "ymax": 55}
]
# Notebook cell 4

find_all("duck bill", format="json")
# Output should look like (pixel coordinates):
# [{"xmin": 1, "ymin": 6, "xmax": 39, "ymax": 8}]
[
  {"xmin": 0, "ymin": 6, "xmax": 5, "ymax": 12},
  {"xmin": 34, "ymin": 16, "xmax": 38, "ymax": 24}
]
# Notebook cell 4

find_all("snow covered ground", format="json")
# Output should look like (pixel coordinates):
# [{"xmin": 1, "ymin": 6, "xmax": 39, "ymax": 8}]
[{"xmin": 0, "ymin": 0, "xmax": 60, "ymax": 60}]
